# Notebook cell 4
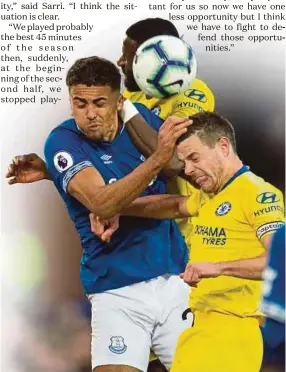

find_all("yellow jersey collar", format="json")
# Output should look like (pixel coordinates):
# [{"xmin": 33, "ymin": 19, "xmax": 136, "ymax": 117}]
[{"xmin": 220, "ymin": 165, "xmax": 250, "ymax": 192}]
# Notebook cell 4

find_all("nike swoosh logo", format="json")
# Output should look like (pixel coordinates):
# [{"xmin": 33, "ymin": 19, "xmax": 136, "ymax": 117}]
[{"xmin": 163, "ymin": 79, "xmax": 184, "ymax": 88}]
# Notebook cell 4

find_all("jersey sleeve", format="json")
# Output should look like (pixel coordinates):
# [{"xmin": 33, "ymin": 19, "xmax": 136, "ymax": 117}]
[
  {"xmin": 133, "ymin": 102, "xmax": 163, "ymax": 132},
  {"xmin": 44, "ymin": 129, "xmax": 94, "ymax": 193},
  {"xmin": 171, "ymin": 78, "xmax": 215, "ymax": 118},
  {"xmin": 186, "ymin": 189, "xmax": 205, "ymax": 216},
  {"xmin": 242, "ymin": 184, "xmax": 285, "ymax": 241}
]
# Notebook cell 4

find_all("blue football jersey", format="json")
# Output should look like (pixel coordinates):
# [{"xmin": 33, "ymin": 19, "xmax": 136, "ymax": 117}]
[
  {"xmin": 261, "ymin": 224, "xmax": 285, "ymax": 347},
  {"xmin": 44, "ymin": 103, "xmax": 188, "ymax": 294}
]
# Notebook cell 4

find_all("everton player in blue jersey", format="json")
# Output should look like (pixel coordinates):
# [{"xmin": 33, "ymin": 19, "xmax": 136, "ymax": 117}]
[
  {"xmin": 41, "ymin": 56, "xmax": 192, "ymax": 372},
  {"xmin": 261, "ymin": 225, "xmax": 285, "ymax": 371}
]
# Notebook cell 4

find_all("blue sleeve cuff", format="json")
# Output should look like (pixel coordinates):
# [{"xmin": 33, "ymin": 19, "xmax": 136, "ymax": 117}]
[{"xmin": 63, "ymin": 160, "xmax": 93, "ymax": 192}]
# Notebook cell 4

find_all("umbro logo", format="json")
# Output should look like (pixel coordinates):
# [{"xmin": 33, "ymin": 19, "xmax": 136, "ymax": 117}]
[{"xmin": 101, "ymin": 154, "xmax": 113, "ymax": 164}]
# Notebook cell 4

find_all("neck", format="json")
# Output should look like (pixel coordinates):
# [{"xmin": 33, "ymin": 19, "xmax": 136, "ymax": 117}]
[
  {"xmin": 216, "ymin": 157, "xmax": 243, "ymax": 194},
  {"xmin": 103, "ymin": 115, "xmax": 121, "ymax": 142}
]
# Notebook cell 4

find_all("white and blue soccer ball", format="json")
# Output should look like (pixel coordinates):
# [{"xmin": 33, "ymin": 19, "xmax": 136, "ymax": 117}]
[{"xmin": 133, "ymin": 35, "xmax": 197, "ymax": 98}]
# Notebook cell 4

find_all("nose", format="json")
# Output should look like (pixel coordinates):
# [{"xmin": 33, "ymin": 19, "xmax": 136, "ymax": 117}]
[
  {"xmin": 184, "ymin": 161, "xmax": 195, "ymax": 176},
  {"xmin": 86, "ymin": 105, "xmax": 97, "ymax": 121}
]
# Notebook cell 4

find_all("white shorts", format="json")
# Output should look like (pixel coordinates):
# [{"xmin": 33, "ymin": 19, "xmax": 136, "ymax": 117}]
[{"xmin": 88, "ymin": 274, "xmax": 192, "ymax": 371}]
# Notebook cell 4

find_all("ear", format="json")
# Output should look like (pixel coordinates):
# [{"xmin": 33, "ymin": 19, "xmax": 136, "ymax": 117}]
[
  {"xmin": 117, "ymin": 94, "xmax": 124, "ymax": 112},
  {"xmin": 69, "ymin": 96, "xmax": 72, "ymax": 110},
  {"xmin": 68, "ymin": 88, "xmax": 74, "ymax": 116},
  {"xmin": 69, "ymin": 96, "xmax": 74, "ymax": 117},
  {"xmin": 218, "ymin": 137, "xmax": 231, "ymax": 156}
]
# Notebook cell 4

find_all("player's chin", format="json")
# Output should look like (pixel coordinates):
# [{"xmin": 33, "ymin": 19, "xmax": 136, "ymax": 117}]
[
  {"xmin": 195, "ymin": 176, "xmax": 211, "ymax": 190},
  {"xmin": 200, "ymin": 179, "xmax": 214, "ymax": 193},
  {"xmin": 87, "ymin": 130, "xmax": 103, "ymax": 141}
]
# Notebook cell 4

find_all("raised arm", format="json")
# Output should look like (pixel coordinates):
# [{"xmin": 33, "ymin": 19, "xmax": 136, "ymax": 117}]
[
  {"xmin": 63, "ymin": 117, "xmax": 191, "ymax": 219},
  {"xmin": 122, "ymin": 100, "xmax": 185, "ymax": 178},
  {"xmin": 69, "ymin": 157, "xmax": 170, "ymax": 220},
  {"xmin": 6, "ymin": 101, "xmax": 186, "ymax": 185}
]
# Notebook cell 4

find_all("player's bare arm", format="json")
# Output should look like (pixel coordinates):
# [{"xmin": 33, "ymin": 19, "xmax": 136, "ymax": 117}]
[
  {"xmin": 213, "ymin": 233, "xmax": 272, "ymax": 279},
  {"xmin": 6, "ymin": 114, "xmax": 189, "ymax": 185},
  {"xmin": 181, "ymin": 233, "xmax": 273, "ymax": 286},
  {"xmin": 90, "ymin": 194, "xmax": 190, "ymax": 242},
  {"xmin": 121, "ymin": 194, "xmax": 190, "ymax": 219},
  {"xmin": 6, "ymin": 153, "xmax": 51, "ymax": 184},
  {"xmin": 125, "ymin": 111, "xmax": 185, "ymax": 178},
  {"xmin": 69, "ymin": 118, "xmax": 191, "ymax": 219}
]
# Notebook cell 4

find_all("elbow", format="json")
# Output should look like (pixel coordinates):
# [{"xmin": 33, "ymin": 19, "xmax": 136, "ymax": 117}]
[
  {"xmin": 69, "ymin": 183, "xmax": 119, "ymax": 219},
  {"xmin": 100, "ymin": 209, "xmax": 118, "ymax": 220},
  {"xmin": 254, "ymin": 269, "xmax": 265, "ymax": 280},
  {"xmin": 89, "ymin": 196, "xmax": 118, "ymax": 219},
  {"xmin": 253, "ymin": 268, "xmax": 265, "ymax": 280},
  {"xmin": 246, "ymin": 253, "xmax": 268, "ymax": 280},
  {"xmin": 90, "ymin": 203, "xmax": 117, "ymax": 220}
]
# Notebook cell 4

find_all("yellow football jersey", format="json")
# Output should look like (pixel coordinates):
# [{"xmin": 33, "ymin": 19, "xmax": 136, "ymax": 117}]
[
  {"xmin": 124, "ymin": 78, "xmax": 215, "ymax": 242},
  {"xmin": 186, "ymin": 167, "xmax": 284, "ymax": 317},
  {"xmin": 124, "ymin": 78, "xmax": 215, "ymax": 120}
]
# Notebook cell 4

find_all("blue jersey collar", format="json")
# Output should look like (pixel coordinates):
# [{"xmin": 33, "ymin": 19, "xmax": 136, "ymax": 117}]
[{"xmin": 220, "ymin": 165, "xmax": 250, "ymax": 192}]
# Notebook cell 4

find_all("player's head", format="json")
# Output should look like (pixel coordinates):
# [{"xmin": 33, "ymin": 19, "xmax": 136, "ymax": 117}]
[
  {"xmin": 177, "ymin": 112, "xmax": 239, "ymax": 194},
  {"xmin": 66, "ymin": 56, "xmax": 124, "ymax": 141},
  {"xmin": 118, "ymin": 18, "xmax": 180, "ymax": 91}
]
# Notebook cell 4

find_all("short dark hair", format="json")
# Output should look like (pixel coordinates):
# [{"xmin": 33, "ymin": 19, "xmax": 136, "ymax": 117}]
[
  {"xmin": 126, "ymin": 18, "xmax": 180, "ymax": 45},
  {"xmin": 178, "ymin": 112, "xmax": 237, "ymax": 152},
  {"xmin": 66, "ymin": 56, "xmax": 121, "ymax": 91}
]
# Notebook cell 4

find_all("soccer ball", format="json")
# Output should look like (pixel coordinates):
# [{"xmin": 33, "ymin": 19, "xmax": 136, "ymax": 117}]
[{"xmin": 133, "ymin": 35, "xmax": 197, "ymax": 98}]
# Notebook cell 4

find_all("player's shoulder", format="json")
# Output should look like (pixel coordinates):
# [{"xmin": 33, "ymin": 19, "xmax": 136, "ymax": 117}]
[
  {"xmin": 239, "ymin": 171, "xmax": 283, "ymax": 203},
  {"xmin": 182, "ymin": 77, "xmax": 213, "ymax": 98},
  {"xmin": 191, "ymin": 77, "xmax": 214, "ymax": 95},
  {"xmin": 133, "ymin": 102, "xmax": 152, "ymax": 115},
  {"xmin": 47, "ymin": 117, "xmax": 76, "ymax": 137},
  {"xmin": 123, "ymin": 89, "xmax": 144, "ymax": 102},
  {"xmin": 172, "ymin": 77, "xmax": 215, "ymax": 111},
  {"xmin": 44, "ymin": 118, "xmax": 83, "ymax": 152},
  {"xmin": 131, "ymin": 102, "xmax": 163, "ymax": 131},
  {"xmin": 242, "ymin": 171, "xmax": 281, "ymax": 194},
  {"xmin": 123, "ymin": 89, "xmax": 132, "ymax": 99}
]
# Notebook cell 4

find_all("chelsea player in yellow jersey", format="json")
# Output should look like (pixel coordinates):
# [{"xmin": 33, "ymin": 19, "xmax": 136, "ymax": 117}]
[
  {"xmin": 120, "ymin": 19, "xmax": 214, "ymax": 120},
  {"xmin": 118, "ymin": 18, "xmax": 214, "ymax": 243},
  {"xmin": 108, "ymin": 111, "xmax": 284, "ymax": 372}
]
